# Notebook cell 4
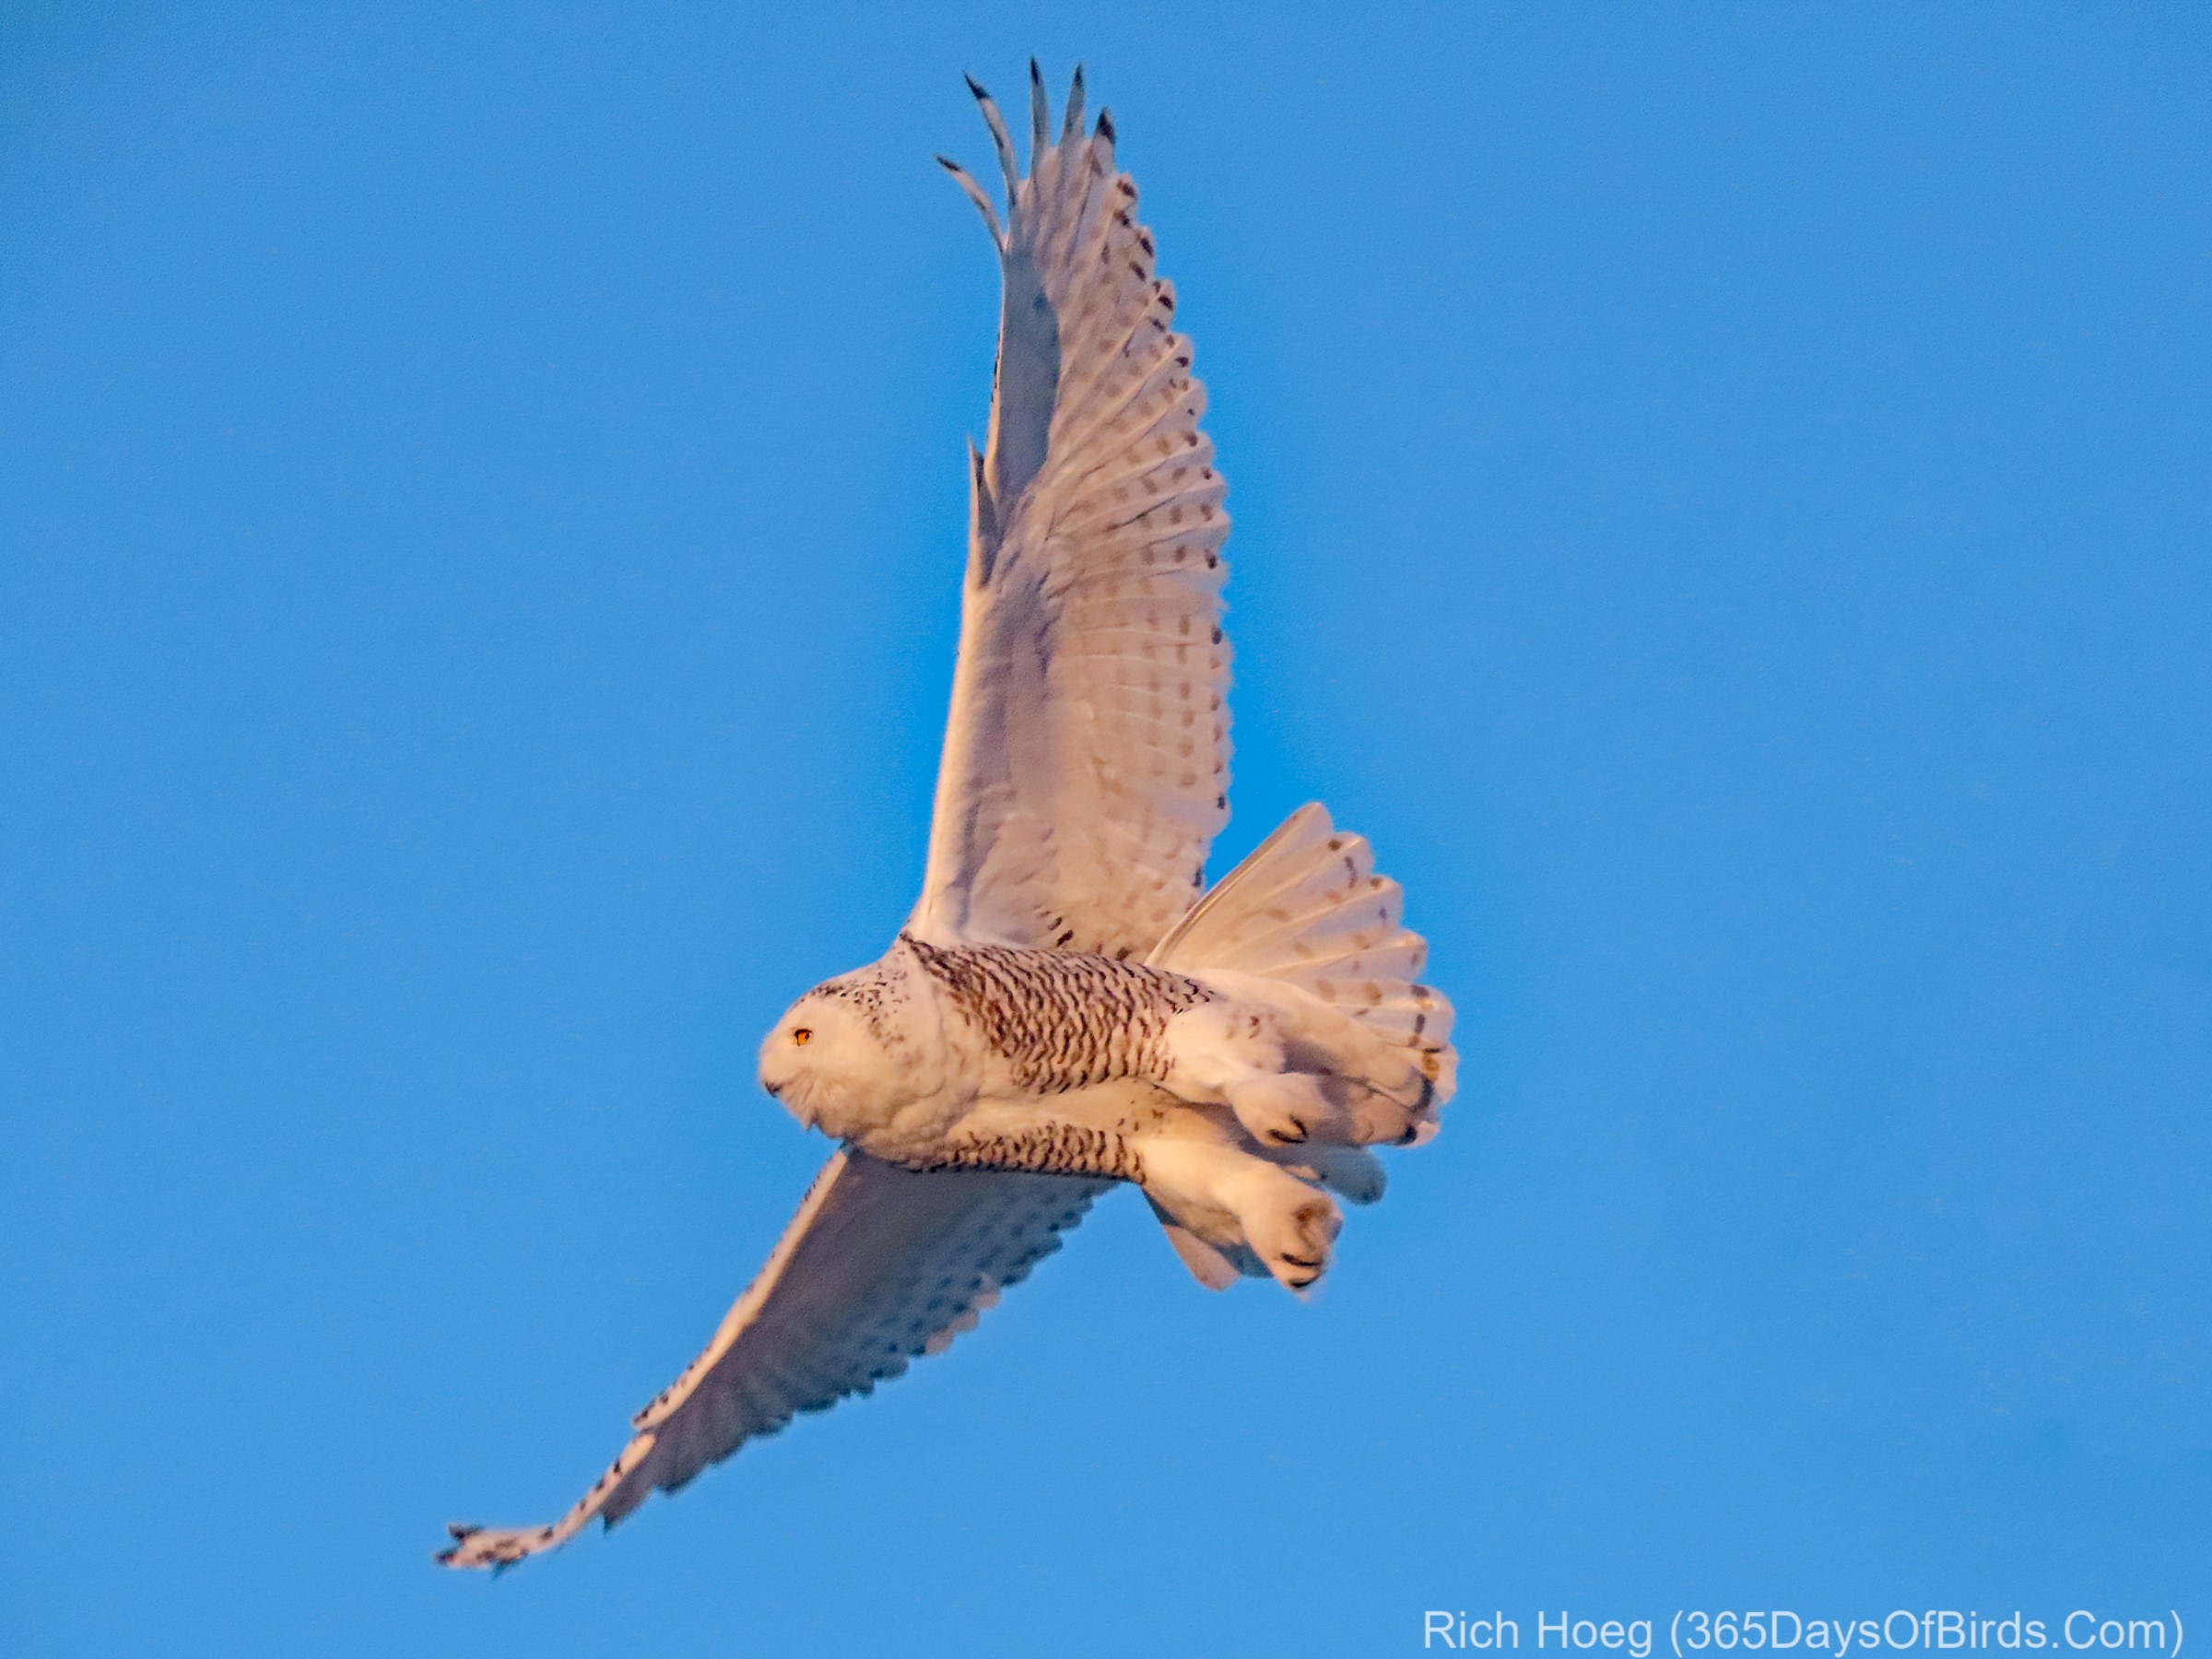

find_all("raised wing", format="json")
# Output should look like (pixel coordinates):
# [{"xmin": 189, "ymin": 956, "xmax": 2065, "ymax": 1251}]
[
  {"xmin": 438, "ymin": 1152, "xmax": 1106, "ymax": 1570},
  {"xmin": 910, "ymin": 65, "xmax": 1232, "ymax": 959}
]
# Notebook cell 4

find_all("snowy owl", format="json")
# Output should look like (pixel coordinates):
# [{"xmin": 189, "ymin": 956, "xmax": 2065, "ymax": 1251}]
[{"xmin": 439, "ymin": 65, "xmax": 1456, "ymax": 1571}]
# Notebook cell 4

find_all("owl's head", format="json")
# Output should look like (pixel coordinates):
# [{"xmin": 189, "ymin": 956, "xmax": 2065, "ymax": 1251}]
[{"xmin": 759, "ymin": 960, "xmax": 931, "ymax": 1138}]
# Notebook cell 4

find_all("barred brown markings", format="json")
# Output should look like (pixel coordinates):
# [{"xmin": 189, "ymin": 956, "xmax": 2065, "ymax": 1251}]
[
  {"xmin": 903, "ymin": 934, "xmax": 1210, "ymax": 1092},
  {"xmin": 917, "ymin": 1124, "xmax": 1146, "ymax": 1182}
]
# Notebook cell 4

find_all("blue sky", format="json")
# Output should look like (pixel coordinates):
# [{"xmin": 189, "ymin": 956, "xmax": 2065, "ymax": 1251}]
[{"xmin": 4, "ymin": 3, "xmax": 2207, "ymax": 1653}]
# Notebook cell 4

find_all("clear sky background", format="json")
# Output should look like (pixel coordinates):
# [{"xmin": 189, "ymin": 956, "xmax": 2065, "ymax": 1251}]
[{"xmin": 4, "ymin": 3, "xmax": 2208, "ymax": 1654}]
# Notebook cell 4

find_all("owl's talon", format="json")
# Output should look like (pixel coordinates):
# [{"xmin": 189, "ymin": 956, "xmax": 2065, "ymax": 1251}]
[{"xmin": 1224, "ymin": 1075, "xmax": 1327, "ymax": 1148}]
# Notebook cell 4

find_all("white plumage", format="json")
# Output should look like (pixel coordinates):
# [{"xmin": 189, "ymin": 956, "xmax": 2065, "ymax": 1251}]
[
  {"xmin": 912, "ymin": 68, "xmax": 1229, "ymax": 958},
  {"xmin": 438, "ymin": 65, "xmax": 1454, "ymax": 1572}
]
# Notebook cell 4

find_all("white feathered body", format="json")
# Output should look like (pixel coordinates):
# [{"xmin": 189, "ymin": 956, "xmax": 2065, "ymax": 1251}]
[{"xmin": 759, "ymin": 804, "xmax": 1455, "ymax": 1292}]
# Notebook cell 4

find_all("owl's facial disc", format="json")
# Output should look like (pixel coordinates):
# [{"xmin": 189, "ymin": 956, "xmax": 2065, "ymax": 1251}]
[{"xmin": 758, "ymin": 988, "xmax": 901, "ymax": 1136}]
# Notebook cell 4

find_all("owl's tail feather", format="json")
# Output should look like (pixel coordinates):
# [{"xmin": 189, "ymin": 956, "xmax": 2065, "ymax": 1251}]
[{"xmin": 1150, "ymin": 804, "xmax": 1456, "ymax": 1148}]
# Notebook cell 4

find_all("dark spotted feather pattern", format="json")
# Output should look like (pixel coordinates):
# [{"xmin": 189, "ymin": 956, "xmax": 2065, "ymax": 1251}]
[{"xmin": 903, "ymin": 932, "xmax": 1209, "ymax": 1092}]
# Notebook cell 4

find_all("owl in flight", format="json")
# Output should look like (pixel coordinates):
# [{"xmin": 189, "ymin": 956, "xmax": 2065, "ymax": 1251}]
[{"xmin": 439, "ymin": 65, "xmax": 1456, "ymax": 1571}]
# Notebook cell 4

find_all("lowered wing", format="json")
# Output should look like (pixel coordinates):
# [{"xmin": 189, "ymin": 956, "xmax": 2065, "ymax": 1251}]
[
  {"xmin": 439, "ymin": 1152, "xmax": 1105, "ymax": 1570},
  {"xmin": 910, "ymin": 65, "xmax": 1233, "ymax": 959}
]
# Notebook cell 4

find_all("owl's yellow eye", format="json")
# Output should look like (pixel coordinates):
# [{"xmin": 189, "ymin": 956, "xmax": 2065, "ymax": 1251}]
[{"xmin": 791, "ymin": 1028, "xmax": 812, "ymax": 1046}]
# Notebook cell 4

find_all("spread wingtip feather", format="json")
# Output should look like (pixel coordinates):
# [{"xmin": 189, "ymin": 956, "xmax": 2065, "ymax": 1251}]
[
  {"xmin": 1028, "ymin": 59, "xmax": 1049, "ymax": 161},
  {"xmin": 1063, "ymin": 65, "xmax": 1087, "ymax": 142},
  {"xmin": 935, "ymin": 154, "xmax": 1005, "ymax": 247},
  {"xmin": 966, "ymin": 75, "xmax": 1021, "ymax": 194}
]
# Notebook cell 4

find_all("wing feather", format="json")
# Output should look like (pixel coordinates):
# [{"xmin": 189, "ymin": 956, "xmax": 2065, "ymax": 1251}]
[
  {"xmin": 439, "ymin": 70, "xmax": 1229, "ymax": 1574},
  {"xmin": 438, "ymin": 1152, "xmax": 1106, "ymax": 1570},
  {"xmin": 911, "ymin": 71, "xmax": 1231, "ymax": 958}
]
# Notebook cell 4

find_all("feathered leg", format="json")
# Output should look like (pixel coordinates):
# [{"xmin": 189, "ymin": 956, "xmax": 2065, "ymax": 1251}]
[{"xmin": 1136, "ymin": 1133, "xmax": 1342, "ymax": 1295}]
